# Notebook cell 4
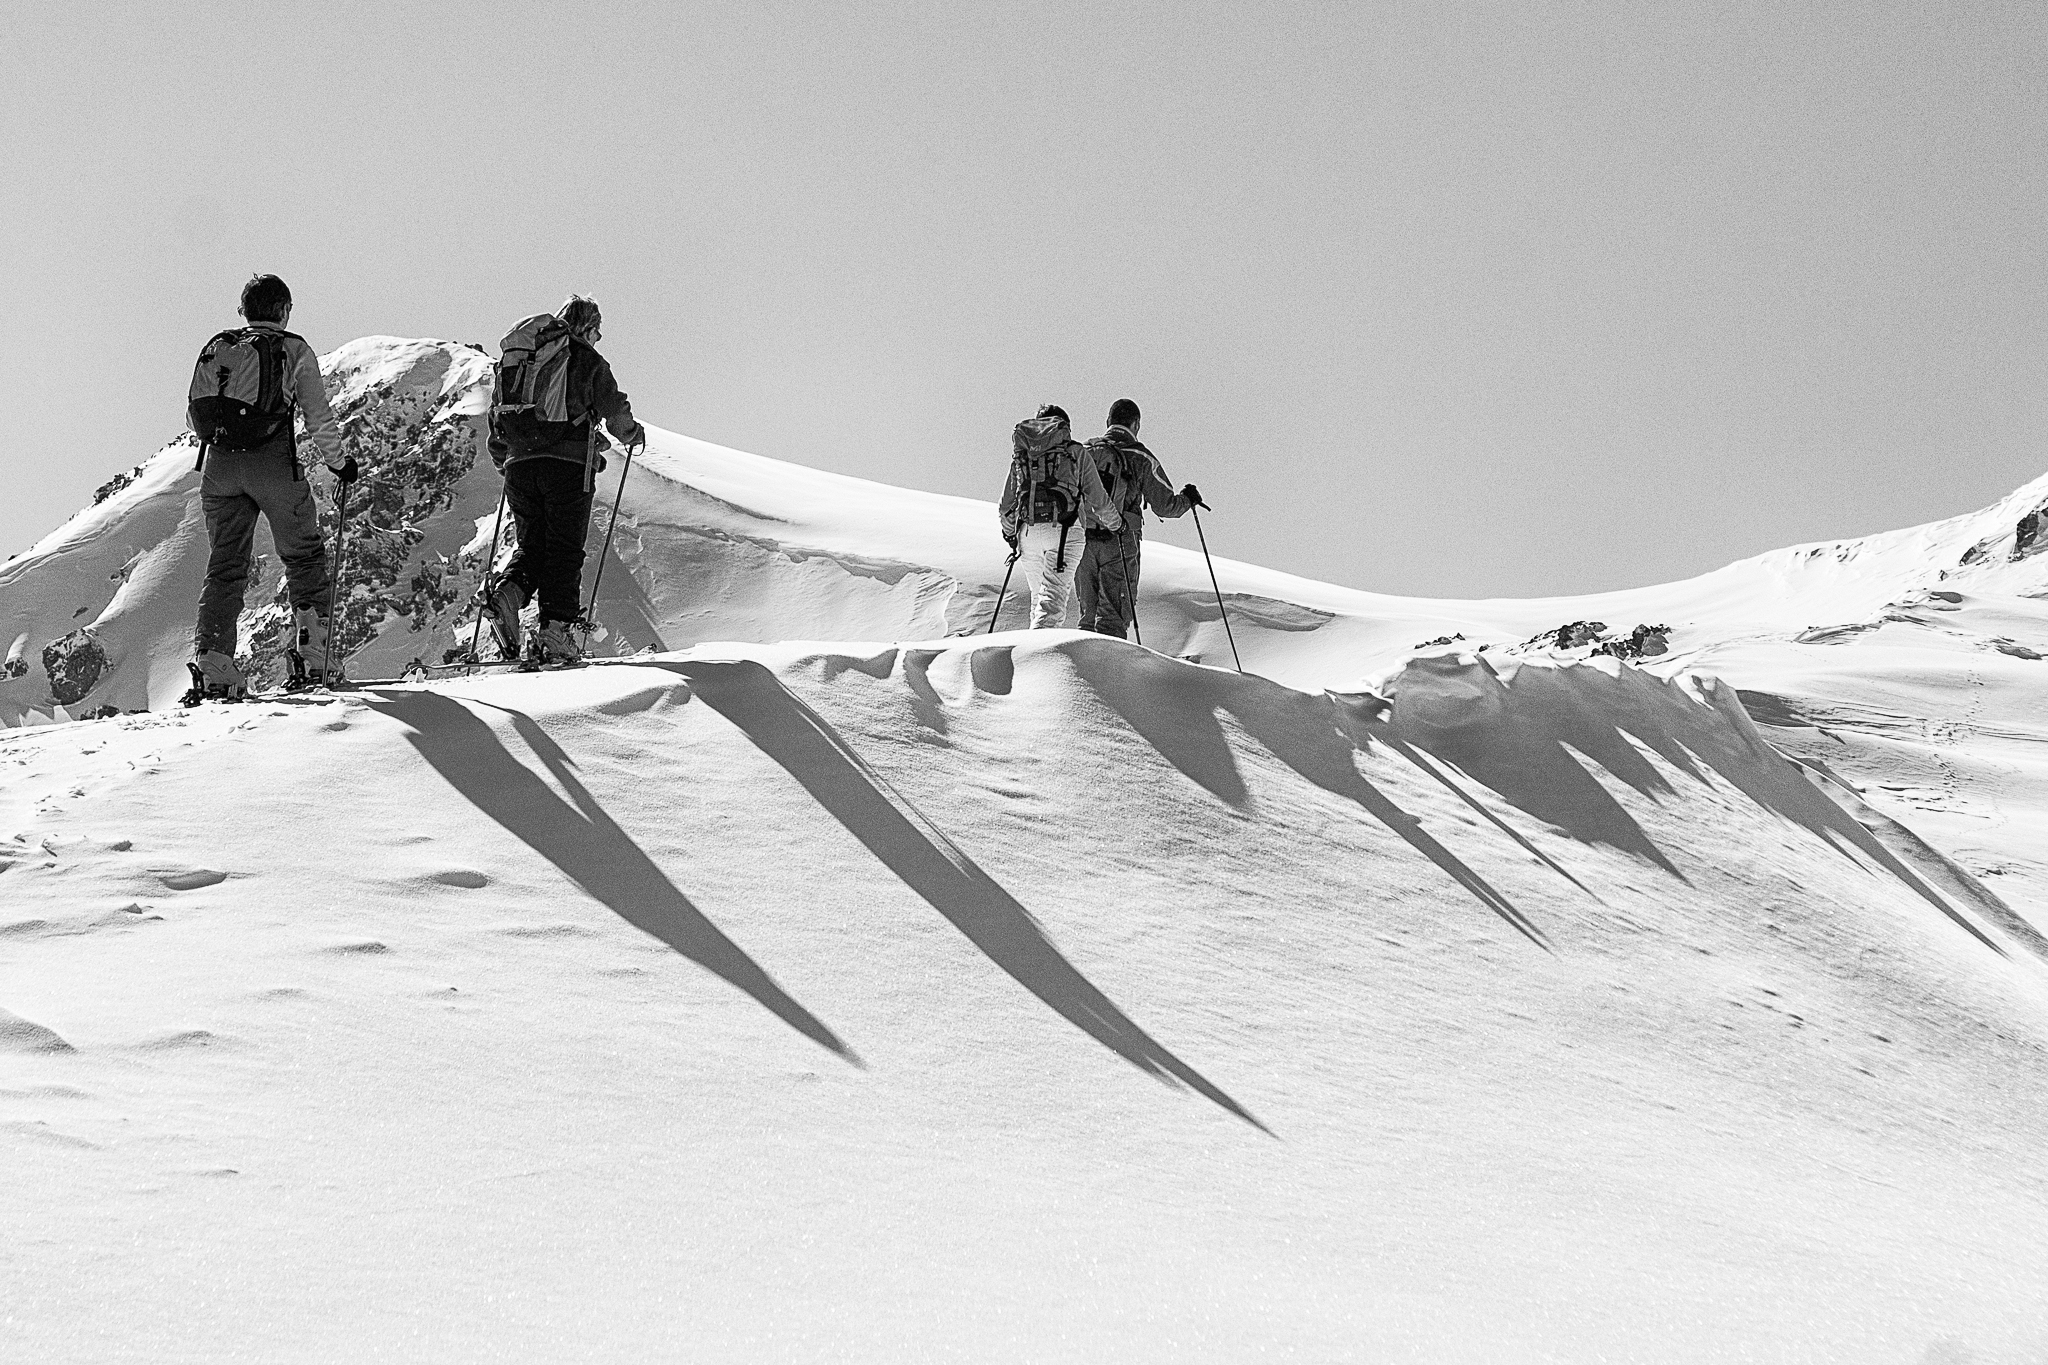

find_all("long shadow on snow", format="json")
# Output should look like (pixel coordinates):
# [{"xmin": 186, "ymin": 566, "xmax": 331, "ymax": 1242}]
[
  {"xmin": 1363, "ymin": 656, "xmax": 1688, "ymax": 879},
  {"xmin": 1359, "ymin": 656, "xmax": 2010, "ymax": 958},
  {"xmin": 1064, "ymin": 644, "xmax": 1551, "ymax": 951},
  {"xmin": 356, "ymin": 689, "xmax": 857, "ymax": 1059},
  {"xmin": 652, "ymin": 659, "xmax": 1265, "ymax": 1130}
]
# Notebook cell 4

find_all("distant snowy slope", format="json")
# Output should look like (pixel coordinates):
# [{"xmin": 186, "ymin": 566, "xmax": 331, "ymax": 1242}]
[{"xmin": 5, "ymin": 636, "xmax": 2048, "ymax": 1360}]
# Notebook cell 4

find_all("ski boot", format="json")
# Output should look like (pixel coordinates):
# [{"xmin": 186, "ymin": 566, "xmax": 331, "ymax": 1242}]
[
  {"xmin": 529, "ymin": 618, "xmax": 583, "ymax": 667},
  {"xmin": 477, "ymin": 575, "xmax": 526, "ymax": 662},
  {"xmin": 285, "ymin": 608, "xmax": 345, "ymax": 689},
  {"xmin": 181, "ymin": 650, "xmax": 249, "ymax": 706}
]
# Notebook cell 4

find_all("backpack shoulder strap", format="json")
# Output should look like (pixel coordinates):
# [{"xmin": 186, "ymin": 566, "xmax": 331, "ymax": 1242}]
[{"xmin": 251, "ymin": 329, "xmax": 292, "ymax": 413}]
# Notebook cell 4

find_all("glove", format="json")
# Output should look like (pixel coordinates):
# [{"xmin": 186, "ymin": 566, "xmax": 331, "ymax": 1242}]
[
  {"xmin": 624, "ymin": 425, "xmax": 647, "ymax": 456},
  {"xmin": 1181, "ymin": 482, "xmax": 1207, "ymax": 510},
  {"xmin": 333, "ymin": 456, "xmax": 360, "ymax": 484}
]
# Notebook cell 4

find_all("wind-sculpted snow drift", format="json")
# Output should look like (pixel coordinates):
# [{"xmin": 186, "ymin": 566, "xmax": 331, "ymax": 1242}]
[{"xmin": 5, "ymin": 337, "xmax": 2048, "ymax": 1360}]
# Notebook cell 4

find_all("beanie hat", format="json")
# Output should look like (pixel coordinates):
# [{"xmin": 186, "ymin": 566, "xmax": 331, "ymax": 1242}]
[{"xmin": 1107, "ymin": 398, "xmax": 1140, "ymax": 429}]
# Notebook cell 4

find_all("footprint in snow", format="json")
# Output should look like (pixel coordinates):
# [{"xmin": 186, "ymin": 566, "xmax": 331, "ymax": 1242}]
[
  {"xmin": 0, "ymin": 908, "xmax": 161, "ymax": 939},
  {"xmin": 156, "ymin": 868, "xmax": 228, "ymax": 891},
  {"xmin": 320, "ymin": 941, "xmax": 390, "ymax": 955},
  {"xmin": 2, "ymin": 1120, "xmax": 98, "ymax": 1150},
  {"xmin": 0, "ymin": 1084, "xmax": 92, "ymax": 1100},
  {"xmin": 132, "ymin": 1029, "xmax": 229, "ymax": 1051},
  {"xmin": 428, "ymin": 869, "xmax": 489, "ymax": 889}
]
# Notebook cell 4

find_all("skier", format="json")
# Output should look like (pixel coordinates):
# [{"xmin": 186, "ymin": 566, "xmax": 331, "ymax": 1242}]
[
  {"xmin": 998, "ymin": 405, "xmax": 1120, "ymax": 628},
  {"xmin": 185, "ymin": 273, "xmax": 358, "ymax": 700},
  {"xmin": 481, "ymin": 296, "xmax": 646, "ymax": 664},
  {"xmin": 1077, "ymin": 398, "xmax": 1203, "ymax": 639}
]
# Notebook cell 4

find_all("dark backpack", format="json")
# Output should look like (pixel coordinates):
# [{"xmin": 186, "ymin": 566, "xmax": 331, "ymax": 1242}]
[
  {"xmin": 1087, "ymin": 433, "xmax": 1145, "ymax": 515},
  {"xmin": 491, "ymin": 313, "xmax": 576, "ymax": 447},
  {"xmin": 1011, "ymin": 413, "xmax": 1078, "ymax": 526},
  {"xmin": 187, "ymin": 328, "xmax": 296, "ymax": 454}
]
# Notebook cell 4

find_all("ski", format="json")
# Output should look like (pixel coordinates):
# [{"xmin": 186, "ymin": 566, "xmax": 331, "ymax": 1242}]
[{"xmin": 177, "ymin": 654, "xmax": 658, "ymax": 706}]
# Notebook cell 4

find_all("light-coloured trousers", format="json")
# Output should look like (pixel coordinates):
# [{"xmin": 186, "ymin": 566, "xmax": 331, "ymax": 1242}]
[{"xmin": 1016, "ymin": 520, "xmax": 1080, "ymax": 628}]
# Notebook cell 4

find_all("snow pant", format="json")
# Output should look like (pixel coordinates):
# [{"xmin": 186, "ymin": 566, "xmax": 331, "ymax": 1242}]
[
  {"xmin": 1015, "ymin": 519, "xmax": 1079, "ymax": 628},
  {"xmin": 194, "ymin": 446, "xmax": 330, "ymax": 657},
  {"xmin": 1076, "ymin": 524, "xmax": 1142, "ymax": 638},
  {"xmin": 502, "ymin": 457, "xmax": 593, "ymax": 625}
]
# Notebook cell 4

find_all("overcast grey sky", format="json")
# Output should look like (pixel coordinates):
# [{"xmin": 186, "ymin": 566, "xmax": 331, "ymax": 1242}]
[{"xmin": 5, "ymin": 1, "xmax": 2043, "ymax": 598}]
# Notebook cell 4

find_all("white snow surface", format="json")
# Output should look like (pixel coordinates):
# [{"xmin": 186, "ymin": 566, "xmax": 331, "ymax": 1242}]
[{"xmin": 5, "ymin": 338, "xmax": 2048, "ymax": 1362}]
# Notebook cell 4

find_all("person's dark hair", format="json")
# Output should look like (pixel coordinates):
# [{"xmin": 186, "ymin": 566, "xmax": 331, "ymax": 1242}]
[
  {"xmin": 557, "ymin": 295, "xmax": 602, "ymax": 339},
  {"xmin": 239, "ymin": 274, "xmax": 292, "ymax": 323},
  {"xmin": 1036, "ymin": 404, "xmax": 1069, "ymax": 423},
  {"xmin": 1107, "ymin": 398, "xmax": 1140, "ymax": 429}
]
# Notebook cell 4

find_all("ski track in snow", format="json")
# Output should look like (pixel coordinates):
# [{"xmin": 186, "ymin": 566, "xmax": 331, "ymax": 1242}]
[{"xmin": 3, "ymin": 338, "xmax": 2048, "ymax": 1361}]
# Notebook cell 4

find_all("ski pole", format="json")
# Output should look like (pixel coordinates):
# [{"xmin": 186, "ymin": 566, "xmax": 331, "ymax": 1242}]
[
  {"xmin": 581, "ymin": 437, "xmax": 635, "ymax": 651},
  {"xmin": 322, "ymin": 471, "xmax": 354, "ymax": 685},
  {"xmin": 984, "ymin": 545, "xmax": 1021, "ymax": 634},
  {"xmin": 1189, "ymin": 501, "xmax": 1241, "ymax": 673},
  {"xmin": 1114, "ymin": 529, "xmax": 1142, "ymax": 646},
  {"xmin": 467, "ymin": 482, "xmax": 510, "ymax": 673}
]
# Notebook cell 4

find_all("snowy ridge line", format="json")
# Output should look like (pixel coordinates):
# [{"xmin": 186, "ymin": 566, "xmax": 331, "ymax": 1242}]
[{"xmin": 5, "ymin": 333, "xmax": 2048, "ymax": 720}]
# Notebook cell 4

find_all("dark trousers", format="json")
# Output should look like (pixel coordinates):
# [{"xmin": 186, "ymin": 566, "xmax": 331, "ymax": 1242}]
[
  {"xmin": 503, "ymin": 458, "xmax": 593, "ymax": 624},
  {"xmin": 195, "ymin": 446, "xmax": 330, "ymax": 656},
  {"xmin": 1076, "ymin": 524, "xmax": 1141, "ymax": 637}
]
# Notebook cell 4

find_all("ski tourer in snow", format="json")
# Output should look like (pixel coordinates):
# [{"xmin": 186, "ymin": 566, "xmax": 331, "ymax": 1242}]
[
  {"xmin": 183, "ymin": 273, "xmax": 359, "ymax": 701},
  {"xmin": 1079, "ymin": 397, "xmax": 1203, "ymax": 640},
  {"xmin": 996, "ymin": 404, "xmax": 1121, "ymax": 629},
  {"xmin": 480, "ymin": 295, "xmax": 647, "ymax": 665}
]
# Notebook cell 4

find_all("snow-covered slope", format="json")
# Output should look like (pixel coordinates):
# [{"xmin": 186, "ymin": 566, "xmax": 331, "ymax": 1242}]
[{"xmin": 6, "ymin": 338, "xmax": 2048, "ymax": 1362}]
